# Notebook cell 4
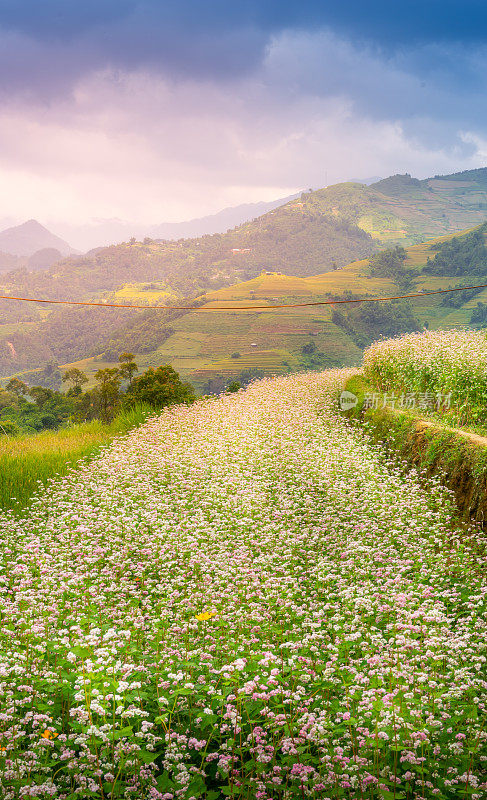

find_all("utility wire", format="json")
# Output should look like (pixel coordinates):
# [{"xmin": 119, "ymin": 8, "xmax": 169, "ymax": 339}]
[{"xmin": 0, "ymin": 282, "xmax": 486, "ymax": 311}]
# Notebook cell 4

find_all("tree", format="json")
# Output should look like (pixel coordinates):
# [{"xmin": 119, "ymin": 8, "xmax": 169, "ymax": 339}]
[
  {"xmin": 203, "ymin": 375, "xmax": 227, "ymax": 395},
  {"xmin": 0, "ymin": 389, "xmax": 18, "ymax": 411},
  {"xmin": 33, "ymin": 361, "xmax": 63, "ymax": 390},
  {"xmin": 0, "ymin": 419, "xmax": 20, "ymax": 436},
  {"xmin": 94, "ymin": 368, "xmax": 122, "ymax": 422},
  {"xmin": 238, "ymin": 368, "xmax": 265, "ymax": 387},
  {"xmin": 30, "ymin": 386, "xmax": 53, "ymax": 408},
  {"xmin": 118, "ymin": 352, "xmax": 138, "ymax": 387},
  {"xmin": 126, "ymin": 365, "xmax": 195, "ymax": 410},
  {"xmin": 6, "ymin": 377, "xmax": 28, "ymax": 397},
  {"xmin": 301, "ymin": 342, "xmax": 317, "ymax": 355},
  {"xmin": 471, "ymin": 301, "xmax": 487, "ymax": 327},
  {"xmin": 63, "ymin": 367, "xmax": 88, "ymax": 395},
  {"xmin": 369, "ymin": 246, "xmax": 413, "ymax": 289}
]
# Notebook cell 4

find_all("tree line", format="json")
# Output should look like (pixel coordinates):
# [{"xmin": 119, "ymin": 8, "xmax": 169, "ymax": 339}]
[{"xmin": 0, "ymin": 354, "xmax": 195, "ymax": 436}]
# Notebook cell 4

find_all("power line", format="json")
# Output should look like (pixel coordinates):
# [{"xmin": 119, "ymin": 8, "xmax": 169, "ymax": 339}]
[{"xmin": 0, "ymin": 281, "xmax": 486, "ymax": 311}]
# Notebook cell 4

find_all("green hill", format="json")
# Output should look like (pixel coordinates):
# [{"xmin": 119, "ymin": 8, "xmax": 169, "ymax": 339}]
[
  {"xmin": 2, "ymin": 167, "xmax": 487, "ymax": 380},
  {"xmin": 23, "ymin": 222, "xmax": 484, "ymax": 393},
  {"xmin": 3, "ymin": 167, "xmax": 487, "ymax": 304}
]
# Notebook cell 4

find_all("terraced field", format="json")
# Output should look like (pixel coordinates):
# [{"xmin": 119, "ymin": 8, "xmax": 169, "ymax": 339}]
[
  {"xmin": 26, "ymin": 224, "xmax": 486, "ymax": 393},
  {"xmin": 109, "ymin": 281, "xmax": 178, "ymax": 304},
  {"xmin": 151, "ymin": 227, "xmax": 487, "ymax": 387}
]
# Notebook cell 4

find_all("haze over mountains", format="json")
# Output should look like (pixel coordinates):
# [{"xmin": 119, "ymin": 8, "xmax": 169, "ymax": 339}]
[
  {"xmin": 0, "ymin": 220, "xmax": 74, "ymax": 258},
  {"xmin": 5, "ymin": 165, "xmax": 487, "ymax": 263},
  {"xmin": 45, "ymin": 194, "xmax": 301, "ymax": 252},
  {"xmin": 0, "ymin": 220, "xmax": 76, "ymax": 274},
  {"xmin": 6, "ymin": 166, "xmax": 487, "ymax": 300},
  {"xmin": 0, "ymin": 197, "xmax": 302, "ymax": 270}
]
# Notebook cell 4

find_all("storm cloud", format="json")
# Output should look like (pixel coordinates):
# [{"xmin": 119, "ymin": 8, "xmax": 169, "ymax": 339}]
[{"xmin": 0, "ymin": 1, "xmax": 485, "ymax": 235}]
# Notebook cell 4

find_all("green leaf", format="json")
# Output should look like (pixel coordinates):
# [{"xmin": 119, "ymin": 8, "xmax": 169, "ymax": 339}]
[
  {"xmin": 201, "ymin": 713, "xmax": 218, "ymax": 727},
  {"xmin": 72, "ymin": 645, "xmax": 92, "ymax": 658},
  {"xmin": 184, "ymin": 776, "xmax": 206, "ymax": 797},
  {"xmin": 112, "ymin": 726, "xmax": 133, "ymax": 740},
  {"xmin": 139, "ymin": 749, "xmax": 159, "ymax": 763},
  {"xmin": 156, "ymin": 772, "xmax": 174, "ymax": 791}
]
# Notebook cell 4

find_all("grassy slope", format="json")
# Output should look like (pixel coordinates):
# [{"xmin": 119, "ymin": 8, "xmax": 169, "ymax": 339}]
[
  {"xmin": 55, "ymin": 267, "xmax": 394, "ymax": 389},
  {"xmin": 0, "ymin": 404, "xmax": 151, "ymax": 512},
  {"xmin": 361, "ymin": 170, "xmax": 487, "ymax": 240},
  {"xmin": 399, "ymin": 226, "xmax": 487, "ymax": 328},
  {"xmin": 343, "ymin": 373, "xmax": 487, "ymax": 526}
]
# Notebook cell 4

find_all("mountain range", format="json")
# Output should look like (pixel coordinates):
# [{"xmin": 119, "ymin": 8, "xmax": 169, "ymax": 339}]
[
  {"xmin": 0, "ymin": 195, "xmax": 301, "ymax": 263},
  {"xmin": 45, "ymin": 194, "xmax": 301, "ymax": 251},
  {"xmin": 2, "ymin": 166, "xmax": 487, "ymax": 380}
]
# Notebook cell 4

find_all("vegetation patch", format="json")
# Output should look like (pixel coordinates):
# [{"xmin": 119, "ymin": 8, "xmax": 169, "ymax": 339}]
[
  {"xmin": 0, "ymin": 354, "xmax": 196, "ymax": 511},
  {"xmin": 0, "ymin": 403, "xmax": 151, "ymax": 513},
  {"xmin": 362, "ymin": 329, "xmax": 487, "ymax": 430},
  {"xmin": 344, "ymin": 373, "xmax": 487, "ymax": 526}
]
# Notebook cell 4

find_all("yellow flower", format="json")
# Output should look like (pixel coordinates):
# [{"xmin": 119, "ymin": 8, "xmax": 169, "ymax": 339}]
[
  {"xmin": 0, "ymin": 746, "xmax": 6, "ymax": 753},
  {"xmin": 41, "ymin": 730, "xmax": 58, "ymax": 740},
  {"xmin": 195, "ymin": 611, "xmax": 216, "ymax": 621}
]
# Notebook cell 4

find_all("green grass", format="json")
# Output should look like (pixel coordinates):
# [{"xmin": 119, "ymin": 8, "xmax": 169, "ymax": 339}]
[{"xmin": 0, "ymin": 403, "xmax": 152, "ymax": 513}]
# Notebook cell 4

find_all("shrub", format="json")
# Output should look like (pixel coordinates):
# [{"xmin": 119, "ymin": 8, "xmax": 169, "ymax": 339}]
[{"xmin": 126, "ymin": 364, "xmax": 195, "ymax": 410}]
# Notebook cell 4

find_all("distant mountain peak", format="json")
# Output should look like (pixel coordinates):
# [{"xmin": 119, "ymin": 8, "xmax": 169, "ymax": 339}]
[{"xmin": 0, "ymin": 219, "xmax": 73, "ymax": 257}]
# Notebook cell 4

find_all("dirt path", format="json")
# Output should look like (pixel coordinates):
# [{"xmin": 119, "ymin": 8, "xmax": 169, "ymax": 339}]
[
  {"xmin": 386, "ymin": 403, "xmax": 487, "ymax": 447},
  {"xmin": 413, "ymin": 415, "xmax": 487, "ymax": 447}
]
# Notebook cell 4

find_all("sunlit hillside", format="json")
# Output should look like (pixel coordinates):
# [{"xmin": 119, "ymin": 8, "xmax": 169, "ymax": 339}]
[
  {"xmin": 2, "ymin": 196, "xmax": 487, "ymax": 383},
  {"xmin": 45, "ymin": 222, "xmax": 487, "ymax": 392}
]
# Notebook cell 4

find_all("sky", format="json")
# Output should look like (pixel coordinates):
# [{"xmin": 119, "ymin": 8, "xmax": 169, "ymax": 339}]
[{"xmin": 1, "ymin": 0, "xmax": 487, "ymax": 236}]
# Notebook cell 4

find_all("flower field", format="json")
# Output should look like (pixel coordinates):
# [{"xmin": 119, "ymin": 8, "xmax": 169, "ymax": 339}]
[
  {"xmin": 0, "ymin": 372, "xmax": 486, "ymax": 799},
  {"xmin": 363, "ymin": 330, "xmax": 487, "ymax": 414}
]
